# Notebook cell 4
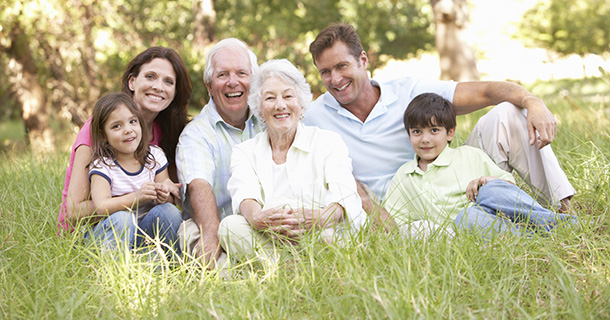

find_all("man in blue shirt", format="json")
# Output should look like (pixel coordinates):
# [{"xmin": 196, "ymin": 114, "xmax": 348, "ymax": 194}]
[{"xmin": 304, "ymin": 23, "xmax": 574, "ymax": 228}]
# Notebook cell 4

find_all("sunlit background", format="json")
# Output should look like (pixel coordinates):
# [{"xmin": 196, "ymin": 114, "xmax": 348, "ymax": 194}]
[{"xmin": 376, "ymin": 0, "xmax": 610, "ymax": 82}]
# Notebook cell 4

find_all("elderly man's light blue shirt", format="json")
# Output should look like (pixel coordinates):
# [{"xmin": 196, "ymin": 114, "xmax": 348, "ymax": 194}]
[
  {"xmin": 304, "ymin": 77, "xmax": 457, "ymax": 199},
  {"xmin": 176, "ymin": 99, "xmax": 263, "ymax": 220}
]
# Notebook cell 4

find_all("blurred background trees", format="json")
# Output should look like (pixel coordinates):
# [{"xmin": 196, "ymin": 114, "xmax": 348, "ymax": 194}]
[
  {"xmin": 518, "ymin": 0, "xmax": 610, "ymax": 78},
  {"xmin": 1, "ymin": 0, "xmax": 609, "ymax": 154},
  {"xmin": 519, "ymin": 0, "xmax": 610, "ymax": 59}
]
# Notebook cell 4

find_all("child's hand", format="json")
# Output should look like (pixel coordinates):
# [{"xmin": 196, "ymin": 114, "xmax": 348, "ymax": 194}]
[
  {"xmin": 466, "ymin": 176, "xmax": 498, "ymax": 202},
  {"xmin": 163, "ymin": 179, "xmax": 182, "ymax": 201},
  {"xmin": 155, "ymin": 182, "xmax": 170, "ymax": 204},
  {"xmin": 137, "ymin": 182, "xmax": 158, "ymax": 204}
]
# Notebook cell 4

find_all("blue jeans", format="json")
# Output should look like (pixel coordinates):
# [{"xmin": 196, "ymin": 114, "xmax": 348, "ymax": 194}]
[
  {"xmin": 454, "ymin": 179, "xmax": 577, "ymax": 238},
  {"xmin": 84, "ymin": 203, "xmax": 183, "ymax": 255}
]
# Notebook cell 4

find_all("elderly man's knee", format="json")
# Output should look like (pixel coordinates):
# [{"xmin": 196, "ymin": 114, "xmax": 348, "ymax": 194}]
[{"xmin": 218, "ymin": 215, "xmax": 250, "ymax": 240}]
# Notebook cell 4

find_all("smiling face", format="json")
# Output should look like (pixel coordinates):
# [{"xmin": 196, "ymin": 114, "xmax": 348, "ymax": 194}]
[
  {"xmin": 315, "ymin": 41, "xmax": 369, "ymax": 108},
  {"xmin": 104, "ymin": 104, "xmax": 143, "ymax": 161},
  {"xmin": 260, "ymin": 77, "xmax": 303, "ymax": 138},
  {"xmin": 128, "ymin": 58, "xmax": 176, "ymax": 119},
  {"xmin": 408, "ymin": 122, "xmax": 455, "ymax": 171},
  {"xmin": 206, "ymin": 47, "xmax": 252, "ymax": 127}
]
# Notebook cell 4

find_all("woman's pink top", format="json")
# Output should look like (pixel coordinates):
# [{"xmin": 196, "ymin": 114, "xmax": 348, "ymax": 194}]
[{"xmin": 57, "ymin": 116, "xmax": 161, "ymax": 232}]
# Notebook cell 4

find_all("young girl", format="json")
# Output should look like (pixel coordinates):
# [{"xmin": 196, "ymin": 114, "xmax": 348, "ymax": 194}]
[{"xmin": 86, "ymin": 92, "xmax": 182, "ymax": 253}]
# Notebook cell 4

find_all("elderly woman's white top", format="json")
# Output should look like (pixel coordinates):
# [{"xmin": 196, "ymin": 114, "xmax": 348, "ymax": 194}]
[{"xmin": 227, "ymin": 123, "xmax": 367, "ymax": 231}]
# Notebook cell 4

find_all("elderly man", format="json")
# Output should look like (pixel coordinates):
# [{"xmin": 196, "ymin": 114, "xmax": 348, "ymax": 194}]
[
  {"xmin": 176, "ymin": 38, "xmax": 263, "ymax": 266},
  {"xmin": 304, "ymin": 23, "xmax": 575, "ymax": 228}
]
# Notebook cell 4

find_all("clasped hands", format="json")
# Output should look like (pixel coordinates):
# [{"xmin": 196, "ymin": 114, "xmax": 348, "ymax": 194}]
[
  {"xmin": 251, "ymin": 206, "xmax": 330, "ymax": 242},
  {"xmin": 136, "ymin": 179, "xmax": 182, "ymax": 205}
]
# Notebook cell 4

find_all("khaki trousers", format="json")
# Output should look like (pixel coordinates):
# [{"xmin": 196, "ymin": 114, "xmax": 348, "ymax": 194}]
[
  {"xmin": 465, "ymin": 102, "xmax": 575, "ymax": 207},
  {"xmin": 178, "ymin": 218, "xmax": 228, "ymax": 269},
  {"xmin": 217, "ymin": 215, "xmax": 347, "ymax": 263}
]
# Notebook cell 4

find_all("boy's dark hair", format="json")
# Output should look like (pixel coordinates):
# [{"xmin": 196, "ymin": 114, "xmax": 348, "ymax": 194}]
[
  {"xmin": 404, "ymin": 92, "xmax": 457, "ymax": 135},
  {"xmin": 309, "ymin": 23, "xmax": 363, "ymax": 66}
]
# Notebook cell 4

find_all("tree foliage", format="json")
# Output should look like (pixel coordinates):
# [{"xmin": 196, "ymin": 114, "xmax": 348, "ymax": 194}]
[
  {"xmin": 214, "ymin": 0, "xmax": 433, "ymax": 92},
  {"xmin": 1, "ymin": 0, "xmax": 433, "ymax": 152},
  {"xmin": 518, "ymin": 0, "xmax": 610, "ymax": 57}
]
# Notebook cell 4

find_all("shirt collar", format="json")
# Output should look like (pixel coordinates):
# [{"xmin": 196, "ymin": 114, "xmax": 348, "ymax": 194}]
[
  {"xmin": 207, "ymin": 98, "xmax": 258, "ymax": 129},
  {"xmin": 290, "ymin": 123, "xmax": 312, "ymax": 153},
  {"xmin": 402, "ymin": 146, "xmax": 456, "ymax": 174},
  {"xmin": 321, "ymin": 79, "xmax": 398, "ymax": 123},
  {"xmin": 255, "ymin": 123, "xmax": 312, "ymax": 154},
  {"xmin": 430, "ymin": 145, "xmax": 455, "ymax": 167},
  {"xmin": 375, "ymin": 79, "xmax": 398, "ymax": 107}
]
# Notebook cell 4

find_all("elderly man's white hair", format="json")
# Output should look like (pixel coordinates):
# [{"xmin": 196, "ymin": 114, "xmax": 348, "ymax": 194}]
[
  {"xmin": 203, "ymin": 38, "xmax": 259, "ymax": 84},
  {"xmin": 248, "ymin": 59, "xmax": 313, "ymax": 120}
]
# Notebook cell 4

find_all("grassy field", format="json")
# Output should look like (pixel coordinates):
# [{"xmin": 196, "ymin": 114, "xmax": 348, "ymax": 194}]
[{"xmin": 1, "ymin": 79, "xmax": 609, "ymax": 319}]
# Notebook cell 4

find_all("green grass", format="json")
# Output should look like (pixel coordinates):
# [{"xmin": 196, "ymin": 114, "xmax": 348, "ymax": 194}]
[
  {"xmin": 1, "ymin": 79, "xmax": 609, "ymax": 319},
  {"xmin": 0, "ymin": 119, "xmax": 26, "ymax": 153}
]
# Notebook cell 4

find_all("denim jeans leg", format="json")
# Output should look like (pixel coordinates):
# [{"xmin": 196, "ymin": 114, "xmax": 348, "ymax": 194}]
[
  {"xmin": 84, "ymin": 210, "xmax": 137, "ymax": 251},
  {"xmin": 476, "ymin": 179, "xmax": 576, "ymax": 232},
  {"xmin": 137, "ymin": 203, "xmax": 183, "ymax": 255},
  {"xmin": 455, "ymin": 205, "xmax": 522, "ymax": 239}
]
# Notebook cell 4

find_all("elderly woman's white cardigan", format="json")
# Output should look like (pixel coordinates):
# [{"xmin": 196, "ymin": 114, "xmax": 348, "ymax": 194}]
[{"xmin": 227, "ymin": 123, "xmax": 367, "ymax": 231}]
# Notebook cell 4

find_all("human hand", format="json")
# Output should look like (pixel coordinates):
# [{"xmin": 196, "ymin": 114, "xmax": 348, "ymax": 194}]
[
  {"xmin": 195, "ymin": 233, "xmax": 222, "ymax": 269},
  {"xmin": 370, "ymin": 209, "xmax": 398, "ymax": 233},
  {"xmin": 466, "ymin": 176, "xmax": 498, "ymax": 202},
  {"xmin": 165, "ymin": 180, "xmax": 182, "ymax": 201},
  {"xmin": 290, "ymin": 208, "xmax": 325, "ymax": 231},
  {"xmin": 269, "ymin": 208, "xmax": 326, "ymax": 242},
  {"xmin": 289, "ymin": 204, "xmax": 344, "ymax": 232},
  {"xmin": 137, "ymin": 182, "xmax": 158, "ymax": 204},
  {"xmin": 523, "ymin": 96, "xmax": 557, "ymax": 149},
  {"xmin": 155, "ymin": 182, "xmax": 170, "ymax": 204},
  {"xmin": 253, "ymin": 206, "xmax": 298, "ymax": 230}
]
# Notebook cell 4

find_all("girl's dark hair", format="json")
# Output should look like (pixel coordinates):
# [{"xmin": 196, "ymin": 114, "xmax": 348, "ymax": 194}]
[
  {"xmin": 121, "ymin": 47, "xmax": 192, "ymax": 177},
  {"xmin": 404, "ymin": 92, "xmax": 457, "ymax": 133},
  {"xmin": 90, "ymin": 92, "xmax": 152, "ymax": 168}
]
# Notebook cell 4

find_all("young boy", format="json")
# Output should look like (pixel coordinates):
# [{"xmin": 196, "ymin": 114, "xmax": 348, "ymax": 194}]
[{"xmin": 384, "ymin": 93, "xmax": 577, "ymax": 238}]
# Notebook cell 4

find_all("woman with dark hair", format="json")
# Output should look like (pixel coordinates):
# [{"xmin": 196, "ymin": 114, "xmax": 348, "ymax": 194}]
[
  {"xmin": 58, "ymin": 47, "xmax": 192, "ymax": 234},
  {"xmin": 121, "ymin": 47, "xmax": 191, "ymax": 180}
]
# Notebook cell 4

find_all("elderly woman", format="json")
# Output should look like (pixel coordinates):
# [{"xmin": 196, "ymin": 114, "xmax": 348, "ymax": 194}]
[{"xmin": 218, "ymin": 59, "xmax": 366, "ymax": 261}]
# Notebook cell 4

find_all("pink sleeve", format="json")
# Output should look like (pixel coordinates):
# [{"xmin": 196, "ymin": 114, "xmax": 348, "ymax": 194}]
[
  {"xmin": 150, "ymin": 121, "xmax": 162, "ymax": 146},
  {"xmin": 58, "ymin": 117, "xmax": 93, "ymax": 233}
]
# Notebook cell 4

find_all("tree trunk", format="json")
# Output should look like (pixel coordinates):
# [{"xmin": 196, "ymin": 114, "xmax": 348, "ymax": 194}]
[
  {"xmin": 78, "ymin": 1, "xmax": 101, "ymax": 121},
  {"xmin": 193, "ymin": 0, "xmax": 216, "ymax": 51},
  {"xmin": 8, "ymin": 23, "xmax": 55, "ymax": 155},
  {"xmin": 41, "ymin": 1, "xmax": 99, "ymax": 132},
  {"xmin": 431, "ymin": 0, "xmax": 480, "ymax": 81}
]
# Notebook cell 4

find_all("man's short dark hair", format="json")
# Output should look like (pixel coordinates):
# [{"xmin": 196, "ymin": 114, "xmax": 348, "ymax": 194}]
[
  {"xmin": 404, "ymin": 93, "xmax": 457, "ymax": 135},
  {"xmin": 309, "ymin": 23, "xmax": 363, "ymax": 65}
]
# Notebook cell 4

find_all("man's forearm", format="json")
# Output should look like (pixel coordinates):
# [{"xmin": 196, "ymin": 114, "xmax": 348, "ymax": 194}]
[
  {"xmin": 453, "ymin": 81, "xmax": 533, "ymax": 115},
  {"xmin": 356, "ymin": 180, "xmax": 397, "ymax": 232},
  {"xmin": 188, "ymin": 179, "xmax": 220, "ymax": 229},
  {"xmin": 187, "ymin": 179, "xmax": 221, "ymax": 262}
]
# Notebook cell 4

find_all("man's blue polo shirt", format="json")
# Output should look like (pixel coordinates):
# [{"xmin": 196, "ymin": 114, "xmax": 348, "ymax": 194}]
[{"xmin": 304, "ymin": 77, "xmax": 457, "ymax": 199}]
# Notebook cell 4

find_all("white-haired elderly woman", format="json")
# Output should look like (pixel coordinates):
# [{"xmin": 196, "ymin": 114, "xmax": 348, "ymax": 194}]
[{"xmin": 218, "ymin": 59, "xmax": 367, "ymax": 261}]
